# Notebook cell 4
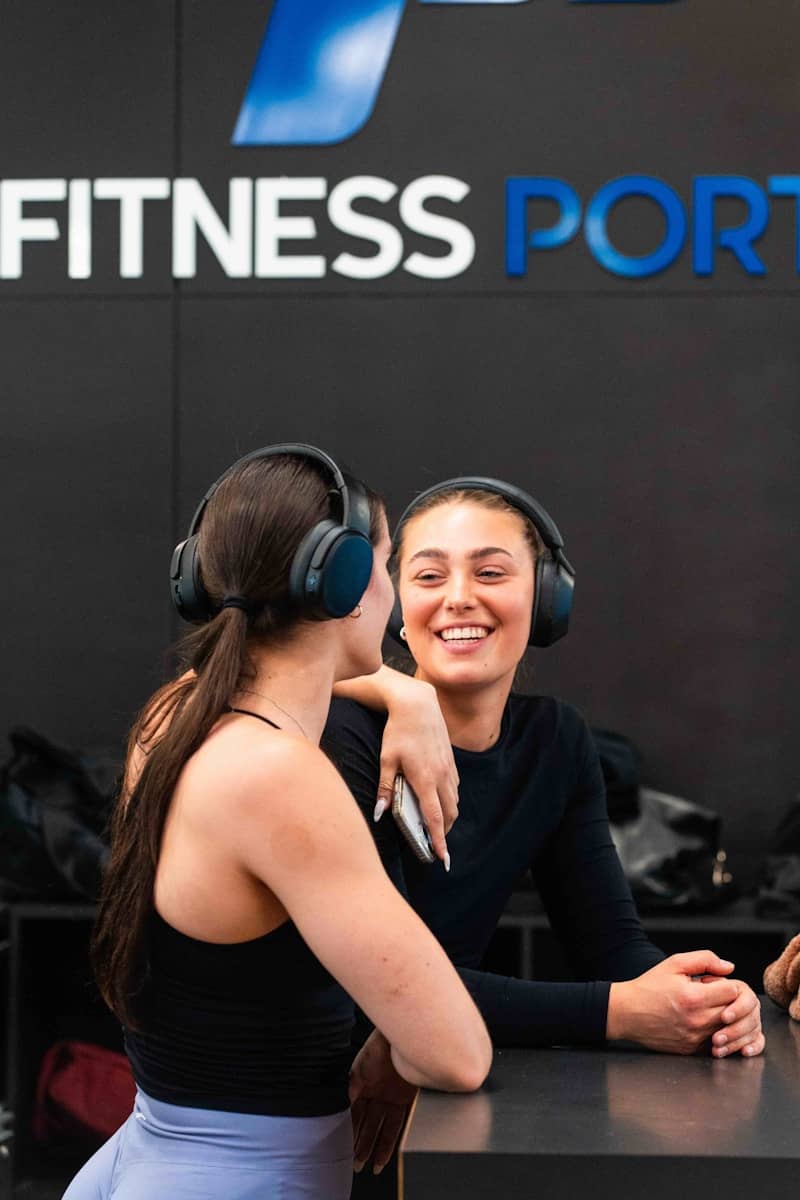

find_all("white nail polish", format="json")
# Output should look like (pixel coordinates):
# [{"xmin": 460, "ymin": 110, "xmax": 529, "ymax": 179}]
[
  {"xmin": 373, "ymin": 798, "xmax": 387, "ymax": 822},
  {"xmin": 443, "ymin": 851, "xmax": 451, "ymax": 873}
]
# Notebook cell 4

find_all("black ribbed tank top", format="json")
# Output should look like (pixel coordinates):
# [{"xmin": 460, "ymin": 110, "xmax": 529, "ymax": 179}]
[
  {"xmin": 125, "ymin": 710, "xmax": 354, "ymax": 1117},
  {"xmin": 125, "ymin": 912, "xmax": 354, "ymax": 1116}
]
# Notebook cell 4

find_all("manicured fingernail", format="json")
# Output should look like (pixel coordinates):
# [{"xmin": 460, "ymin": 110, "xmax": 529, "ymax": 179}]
[
  {"xmin": 721, "ymin": 960, "xmax": 734, "ymax": 969},
  {"xmin": 443, "ymin": 851, "xmax": 451, "ymax": 873},
  {"xmin": 373, "ymin": 798, "xmax": 388, "ymax": 822},
  {"xmin": 354, "ymin": 1161, "xmax": 365, "ymax": 1174},
  {"xmin": 374, "ymin": 1164, "xmax": 385, "ymax": 1176}
]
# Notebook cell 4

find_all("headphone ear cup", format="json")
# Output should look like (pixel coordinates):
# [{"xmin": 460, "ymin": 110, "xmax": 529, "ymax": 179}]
[
  {"xmin": 530, "ymin": 556, "xmax": 574, "ymax": 647},
  {"xmin": 321, "ymin": 531, "xmax": 373, "ymax": 618},
  {"xmin": 289, "ymin": 520, "xmax": 336, "ymax": 616},
  {"xmin": 290, "ymin": 521, "xmax": 374, "ymax": 619},
  {"xmin": 170, "ymin": 534, "xmax": 211, "ymax": 624},
  {"xmin": 387, "ymin": 585, "xmax": 405, "ymax": 646},
  {"xmin": 550, "ymin": 560, "xmax": 575, "ymax": 644}
]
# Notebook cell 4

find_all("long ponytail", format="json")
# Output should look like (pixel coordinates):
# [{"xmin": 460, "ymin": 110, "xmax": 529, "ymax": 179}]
[{"xmin": 91, "ymin": 606, "xmax": 252, "ymax": 1027}]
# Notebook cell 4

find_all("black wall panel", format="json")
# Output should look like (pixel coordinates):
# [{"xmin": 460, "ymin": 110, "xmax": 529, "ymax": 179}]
[
  {"xmin": 2, "ymin": 0, "xmax": 798, "ymax": 885},
  {"xmin": 0, "ymin": 0, "xmax": 176, "ymax": 295},
  {"xmin": 2, "ymin": 299, "xmax": 174, "ymax": 745}
]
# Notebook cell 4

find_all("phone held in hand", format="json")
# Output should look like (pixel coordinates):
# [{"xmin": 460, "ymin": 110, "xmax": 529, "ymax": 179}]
[{"xmin": 392, "ymin": 774, "xmax": 436, "ymax": 864}]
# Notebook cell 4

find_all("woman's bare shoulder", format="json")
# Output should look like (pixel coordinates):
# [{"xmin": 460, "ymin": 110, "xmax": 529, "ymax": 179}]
[{"xmin": 203, "ymin": 724, "xmax": 349, "ymax": 812}]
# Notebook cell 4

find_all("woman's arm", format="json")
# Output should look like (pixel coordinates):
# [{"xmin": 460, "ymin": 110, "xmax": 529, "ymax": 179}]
[
  {"xmin": 532, "ymin": 709, "xmax": 665, "ymax": 982},
  {"xmin": 333, "ymin": 665, "xmax": 458, "ymax": 861},
  {"xmin": 333, "ymin": 663, "xmax": 415, "ymax": 713},
  {"xmin": 232, "ymin": 736, "xmax": 491, "ymax": 1093},
  {"xmin": 534, "ymin": 709, "xmax": 763, "ymax": 1056}
]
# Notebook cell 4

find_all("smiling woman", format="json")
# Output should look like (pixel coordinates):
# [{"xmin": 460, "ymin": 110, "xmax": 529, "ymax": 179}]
[
  {"xmin": 398, "ymin": 497, "xmax": 537, "ymax": 710},
  {"xmin": 323, "ymin": 475, "xmax": 765, "ymax": 1198}
]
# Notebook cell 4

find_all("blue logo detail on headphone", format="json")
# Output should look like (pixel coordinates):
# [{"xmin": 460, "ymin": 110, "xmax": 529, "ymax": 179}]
[{"xmin": 233, "ymin": 0, "xmax": 677, "ymax": 147}]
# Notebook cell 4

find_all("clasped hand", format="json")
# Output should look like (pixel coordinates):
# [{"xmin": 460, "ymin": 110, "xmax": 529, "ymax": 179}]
[{"xmin": 608, "ymin": 951, "xmax": 765, "ymax": 1058}]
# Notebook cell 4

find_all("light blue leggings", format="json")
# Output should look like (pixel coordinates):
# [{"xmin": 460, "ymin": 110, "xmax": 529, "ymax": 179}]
[{"xmin": 62, "ymin": 1089, "xmax": 353, "ymax": 1200}]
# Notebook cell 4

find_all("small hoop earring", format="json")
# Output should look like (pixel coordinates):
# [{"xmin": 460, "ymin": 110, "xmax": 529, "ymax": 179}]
[
  {"xmin": 350, "ymin": 604, "xmax": 363, "ymax": 619},
  {"xmin": 399, "ymin": 625, "xmax": 407, "ymax": 641}
]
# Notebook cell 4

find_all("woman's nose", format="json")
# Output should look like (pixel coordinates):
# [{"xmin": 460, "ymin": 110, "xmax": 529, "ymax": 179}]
[{"xmin": 444, "ymin": 572, "xmax": 476, "ymax": 609}]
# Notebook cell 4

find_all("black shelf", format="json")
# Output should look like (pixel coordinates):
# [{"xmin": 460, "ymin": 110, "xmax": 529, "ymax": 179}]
[
  {"xmin": 495, "ymin": 895, "xmax": 795, "ymax": 988},
  {"xmin": 3, "ymin": 904, "xmax": 120, "ymax": 1194}
]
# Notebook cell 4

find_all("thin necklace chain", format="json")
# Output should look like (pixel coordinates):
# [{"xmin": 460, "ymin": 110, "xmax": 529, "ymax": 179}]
[{"xmin": 236, "ymin": 688, "xmax": 309, "ymax": 740}]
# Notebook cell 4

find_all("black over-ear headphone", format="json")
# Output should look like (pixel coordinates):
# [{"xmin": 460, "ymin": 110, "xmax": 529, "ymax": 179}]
[
  {"xmin": 169, "ymin": 443, "xmax": 374, "ymax": 624},
  {"xmin": 387, "ymin": 477, "xmax": 575, "ymax": 648}
]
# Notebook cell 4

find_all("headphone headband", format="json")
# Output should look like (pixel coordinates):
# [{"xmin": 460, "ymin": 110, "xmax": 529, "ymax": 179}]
[{"xmin": 187, "ymin": 442, "xmax": 369, "ymax": 539}]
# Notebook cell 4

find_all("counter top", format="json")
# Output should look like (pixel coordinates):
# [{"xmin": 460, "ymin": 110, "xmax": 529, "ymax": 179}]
[{"xmin": 401, "ymin": 1002, "xmax": 800, "ymax": 1198}]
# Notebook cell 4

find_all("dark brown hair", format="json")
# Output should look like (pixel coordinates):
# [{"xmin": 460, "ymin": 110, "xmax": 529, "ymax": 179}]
[{"xmin": 92, "ymin": 453, "xmax": 384, "ymax": 1027}]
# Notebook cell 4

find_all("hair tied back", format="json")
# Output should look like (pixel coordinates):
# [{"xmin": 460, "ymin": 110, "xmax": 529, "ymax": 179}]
[{"xmin": 220, "ymin": 595, "xmax": 251, "ymax": 615}]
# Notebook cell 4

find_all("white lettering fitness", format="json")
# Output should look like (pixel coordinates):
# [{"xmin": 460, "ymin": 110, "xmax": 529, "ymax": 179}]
[{"xmin": 0, "ymin": 176, "xmax": 475, "ymax": 281}]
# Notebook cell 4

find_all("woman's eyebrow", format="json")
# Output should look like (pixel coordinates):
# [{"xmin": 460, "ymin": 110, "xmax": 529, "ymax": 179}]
[
  {"xmin": 468, "ymin": 546, "xmax": 513, "ymax": 561},
  {"xmin": 407, "ymin": 547, "xmax": 447, "ymax": 563},
  {"xmin": 407, "ymin": 546, "xmax": 513, "ymax": 564}
]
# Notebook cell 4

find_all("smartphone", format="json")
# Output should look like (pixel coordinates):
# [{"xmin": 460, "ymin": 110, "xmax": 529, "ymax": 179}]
[{"xmin": 392, "ymin": 774, "xmax": 436, "ymax": 864}]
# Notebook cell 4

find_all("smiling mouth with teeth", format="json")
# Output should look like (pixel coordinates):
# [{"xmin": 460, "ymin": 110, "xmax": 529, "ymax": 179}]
[{"xmin": 438, "ymin": 626, "xmax": 491, "ymax": 642}]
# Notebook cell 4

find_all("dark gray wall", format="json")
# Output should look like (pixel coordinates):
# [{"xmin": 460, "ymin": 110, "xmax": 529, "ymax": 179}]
[{"xmin": 2, "ymin": 0, "xmax": 798, "ymax": 886}]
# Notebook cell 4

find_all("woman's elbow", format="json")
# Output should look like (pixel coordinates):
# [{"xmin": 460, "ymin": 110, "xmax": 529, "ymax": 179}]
[{"xmin": 445, "ymin": 1036, "xmax": 493, "ymax": 1093}]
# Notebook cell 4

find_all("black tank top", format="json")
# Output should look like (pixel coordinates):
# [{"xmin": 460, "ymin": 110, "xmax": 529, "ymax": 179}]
[{"xmin": 125, "ymin": 708, "xmax": 354, "ymax": 1117}]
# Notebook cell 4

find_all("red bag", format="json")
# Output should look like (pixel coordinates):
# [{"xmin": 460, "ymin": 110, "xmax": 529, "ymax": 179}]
[{"xmin": 32, "ymin": 1040, "xmax": 136, "ymax": 1146}]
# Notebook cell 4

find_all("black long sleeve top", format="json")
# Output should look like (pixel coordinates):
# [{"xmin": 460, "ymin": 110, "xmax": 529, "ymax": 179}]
[{"xmin": 322, "ymin": 693, "xmax": 664, "ymax": 1047}]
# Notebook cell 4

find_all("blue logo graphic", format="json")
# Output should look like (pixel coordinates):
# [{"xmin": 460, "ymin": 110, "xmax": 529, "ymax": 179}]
[{"xmin": 233, "ymin": 0, "xmax": 678, "ymax": 147}]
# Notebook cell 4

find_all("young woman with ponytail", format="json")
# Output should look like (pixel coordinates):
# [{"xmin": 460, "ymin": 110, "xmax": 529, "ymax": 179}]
[{"xmin": 63, "ymin": 448, "xmax": 490, "ymax": 1200}]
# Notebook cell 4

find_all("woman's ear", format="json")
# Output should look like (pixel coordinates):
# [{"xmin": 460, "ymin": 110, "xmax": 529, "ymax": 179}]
[{"xmin": 386, "ymin": 587, "xmax": 405, "ymax": 646}]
